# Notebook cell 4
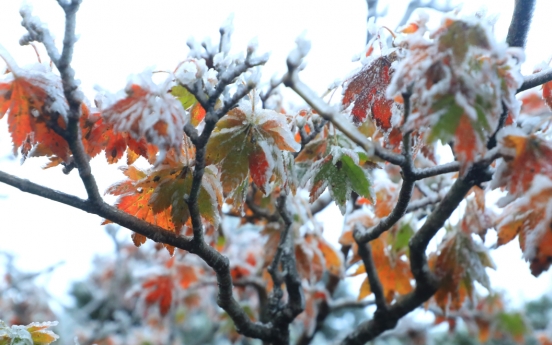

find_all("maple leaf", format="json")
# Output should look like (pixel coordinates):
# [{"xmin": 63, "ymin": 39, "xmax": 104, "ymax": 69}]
[
  {"xmin": 104, "ymin": 164, "xmax": 222, "ymax": 242},
  {"xmin": 342, "ymin": 54, "xmax": 398, "ymax": 129},
  {"xmin": 495, "ymin": 175, "xmax": 552, "ymax": 276},
  {"xmin": 303, "ymin": 233, "xmax": 344, "ymax": 278},
  {"xmin": 102, "ymin": 72, "xmax": 189, "ymax": 163},
  {"xmin": 351, "ymin": 232, "xmax": 413, "ymax": 302},
  {"xmin": 298, "ymin": 140, "xmax": 373, "ymax": 214},
  {"xmin": 430, "ymin": 227, "xmax": 495, "ymax": 312},
  {"xmin": 492, "ymin": 130, "xmax": 552, "ymax": 197},
  {"xmin": 143, "ymin": 275, "xmax": 173, "ymax": 316},
  {"xmin": 205, "ymin": 95, "xmax": 299, "ymax": 204},
  {"xmin": 0, "ymin": 60, "xmax": 70, "ymax": 161},
  {"xmin": 80, "ymin": 104, "xmax": 158, "ymax": 164},
  {"xmin": 388, "ymin": 16, "xmax": 523, "ymax": 172}
]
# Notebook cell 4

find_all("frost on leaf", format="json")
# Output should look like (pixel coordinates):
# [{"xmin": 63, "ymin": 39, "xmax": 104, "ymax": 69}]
[
  {"xmin": 492, "ymin": 131, "xmax": 552, "ymax": 197},
  {"xmin": 495, "ymin": 175, "xmax": 552, "ymax": 276},
  {"xmin": 0, "ymin": 61, "xmax": 70, "ymax": 161},
  {"xmin": 429, "ymin": 226, "xmax": 495, "ymax": 312},
  {"xmin": 388, "ymin": 15, "xmax": 524, "ymax": 172},
  {"xmin": 351, "ymin": 232, "xmax": 413, "ymax": 302},
  {"xmin": 104, "ymin": 164, "xmax": 222, "ymax": 244},
  {"xmin": 205, "ymin": 94, "xmax": 299, "ymax": 206},
  {"xmin": 342, "ymin": 54, "xmax": 399, "ymax": 129},
  {"xmin": 297, "ymin": 136, "xmax": 372, "ymax": 214},
  {"xmin": 102, "ymin": 72, "xmax": 189, "ymax": 163},
  {"xmin": 0, "ymin": 320, "xmax": 59, "ymax": 345},
  {"xmin": 80, "ymin": 104, "xmax": 158, "ymax": 165}
]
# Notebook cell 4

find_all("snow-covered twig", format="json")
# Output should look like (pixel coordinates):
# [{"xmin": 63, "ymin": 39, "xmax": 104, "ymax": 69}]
[{"xmin": 518, "ymin": 68, "xmax": 552, "ymax": 93}]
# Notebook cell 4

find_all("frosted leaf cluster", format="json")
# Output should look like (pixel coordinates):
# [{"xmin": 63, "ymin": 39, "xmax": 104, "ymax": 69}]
[
  {"xmin": 387, "ymin": 13, "xmax": 524, "ymax": 166},
  {"xmin": 102, "ymin": 71, "xmax": 189, "ymax": 164},
  {"xmin": 0, "ymin": 45, "xmax": 68, "ymax": 121},
  {"xmin": 0, "ymin": 320, "xmax": 59, "ymax": 345}
]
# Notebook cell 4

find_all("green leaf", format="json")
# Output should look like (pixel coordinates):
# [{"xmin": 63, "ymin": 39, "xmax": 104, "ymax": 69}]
[
  {"xmin": 392, "ymin": 222, "xmax": 414, "ymax": 253},
  {"xmin": 304, "ymin": 150, "xmax": 372, "ymax": 214},
  {"xmin": 171, "ymin": 85, "xmax": 197, "ymax": 110},
  {"xmin": 497, "ymin": 312, "xmax": 528, "ymax": 339},
  {"xmin": 149, "ymin": 165, "xmax": 221, "ymax": 228},
  {"xmin": 341, "ymin": 154, "xmax": 371, "ymax": 199},
  {"xmin": 427, "ymin": 96, "xmax": 463, "ymax": 143}
]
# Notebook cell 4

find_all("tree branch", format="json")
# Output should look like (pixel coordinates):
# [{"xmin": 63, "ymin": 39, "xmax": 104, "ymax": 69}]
[
  {"xmin": 405, "ymin": 193, "xmax": 442, "ymax": 213},
  {"xmin": 355, "ymin": 178, "xmax": 415, "ymax": 244},
  {"xmin": 20, "ymin": 2, "xmax": 102, "ymax": 205},
  {"xmin": 518, "ymin": 68, "xmax": 552, "ymax": 93},
  {"xmin": 506, "ymin": 0, "xmax": 536, "ymax": 48},
  {"xmin": 413, "ymin": 162, "xmax": 459, "ymax": 180},
  {"xmin": 263, "ymin": 195, "xmax": 305, "ymax": 343},
  {"xmin": 0, "ymin": 170, "xmax": 195, "ymax": 251},
  {"xmin": 342, "ymin": 162, "xmax": 493, "ymax": 345},
  {"xmin": 357, "ymin": 241, "xmax": 387, "ymax": 311},
  {"xmin": 355, "ymin": 91, "xmax": 416, "ymax": 244},
  {"xmin": 366, "ymin": 0, "xmax": 379, "ymax": 44}
]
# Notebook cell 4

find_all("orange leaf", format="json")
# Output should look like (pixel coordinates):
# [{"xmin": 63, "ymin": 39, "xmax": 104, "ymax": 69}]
[
  {"xmin": 454, "ymin": 114, "xmax": 478, "ymax": 174},
  {"xmin": 0, "ymin": 65, "xmax": 71, "ymax": 161},
  {"xmin": 358, "ymin": 276, "xmax": 372, "ymax": 300},
  {"xmin": 317, "ymin": 238, "xmax": 343, "ymax": 276},
  {"xmin": 494, "ymin": 133, "xmax": 552, "ymax": 196},
  {"xmin": 102, "ymin": 75, "xmax": 188, "ymax": 160},
  {"xmin": 190, "ymin": 102, "xmax": 206, "ymax": 126},
  {"xmin": 355, "ymin": 234, "xmax": 413, "ymax": 302},
  {"xmin": 543, "ymin": 80, "xmax": 552, "ymax": 110}
]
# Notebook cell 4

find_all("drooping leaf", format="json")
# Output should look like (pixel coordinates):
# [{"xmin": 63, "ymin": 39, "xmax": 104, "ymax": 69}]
[
  {"xmin": 300, "ymin": 147, "xmax": 372, "ymax": 214},
  {"xmin": 495, "ymin": 175, "xmax": 552, "ymax": 276},
  {"xmin": 0, "ymin": 62, "xmax": 70, "ymax": 161},
  {"xmin": 430, "ymin": 227, "xmax": 495, "ymax": 312},
  {"xmin": 342, "ymin": 55, "xmax": 398, "ymax": 129},
  {"xmin": 492, "ymin": 131, "xmax": 552, "ymax": 197}
]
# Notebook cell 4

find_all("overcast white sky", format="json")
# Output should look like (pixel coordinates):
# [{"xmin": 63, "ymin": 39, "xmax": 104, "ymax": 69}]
[{"xmin": 0, "ymin": 0, "xmax": 551, "ymax": 308}]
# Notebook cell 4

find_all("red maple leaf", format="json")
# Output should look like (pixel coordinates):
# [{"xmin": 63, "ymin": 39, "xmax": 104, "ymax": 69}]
[{"xmin": 342, "ymin": 55, "xmax": 397, "ymax": 129}]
